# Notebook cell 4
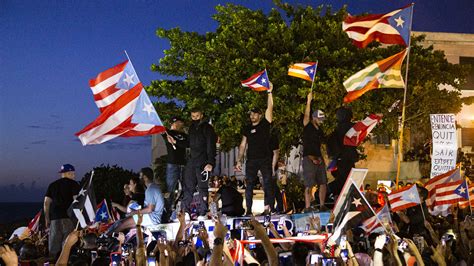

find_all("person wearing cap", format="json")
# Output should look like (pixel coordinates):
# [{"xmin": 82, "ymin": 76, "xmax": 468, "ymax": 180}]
[
  {"xmin": 164, "ymin": 116, "xmax": 189, "ymax": 211},
  {"xmin": 236, "ymin": 82, "xmax": 274, "ymax": 215},
  {"xmin": 43, "ymin": 164, "xmax": 80, "ymax": 259},
  {"xmin": 182, "ymin": 108, "xmax": 217, "ymax": 220},
  {"xmin": 302, "ymin": 91, "xmax": 328, "ymax": 212}
]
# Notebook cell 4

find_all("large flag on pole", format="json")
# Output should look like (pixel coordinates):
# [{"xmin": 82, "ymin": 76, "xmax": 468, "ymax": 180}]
[
  {"xmin": 342, "ymin": 5, "xmax": 413, "ymax": 48},
  {"xmin": 75, "ymin": 60, "xmax": 166, "ymax": 145},
  {"xmin": 241, "ymin": 69, "xmax": 271, "ymax": 92},
  {"xmin": 343, "ymin": 49, "xmax": 407, "ymax": 103},
  {"xmin": 344, "ymin": 114, "xmax": 382, "ymax": 146},
  {"xmin": 69, "ymin": 174, "xmax": 97, "ymax": 228},
  {"xmin": 288, "ymin": 62, "xmax": 318, "ymax": 82}
]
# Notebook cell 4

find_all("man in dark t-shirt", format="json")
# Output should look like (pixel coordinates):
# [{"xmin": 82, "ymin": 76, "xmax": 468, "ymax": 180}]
[
  {"xmin": 236, "ymin": 82, "xmax": 274, "ymax": 215},
  {"xmin": 302, "ymin": 91, "xmax": 328, "ymax": 211},
  {"xmin": 44, "ymin": 164, "xmax": 80, "ymax": 258},
  {"xmin": 164, "ymin": 116, "xmax": 189, "ymax": 210}
]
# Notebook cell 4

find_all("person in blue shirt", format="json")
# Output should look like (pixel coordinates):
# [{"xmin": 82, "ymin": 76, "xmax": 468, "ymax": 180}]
[{"xmin": 111, "ymin": 167, "xmax": 165, "ymax": 232}]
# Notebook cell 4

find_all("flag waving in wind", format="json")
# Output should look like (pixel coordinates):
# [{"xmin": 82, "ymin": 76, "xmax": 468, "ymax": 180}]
[
  {"xmin": 76, "ymin": 60, "xmax": 165, "ymax": 145},
  {"xmin": 288, "ymin": 62, "xmax": 318, "ymax": 82},
  {"xmin": 241, "ymin": 69, "xmax": 270, "ymax": 91},
  {"xmin": 344, "ymin": 114, "xmax": 382, "ymax": 146},
  {"xmin": 343, "ymin": 49, "xmax": 407, "ymax": 103},
  {"xmin": 361, "ymin": 203, "xmax": 392, "ymax": 235},
  {"xmin": 388, "ymin": 185, "xmax": 421, "ymax": 212},
  {"xmin": 343, "ymin": 5, "xmax": 413, "ymax": 48}
]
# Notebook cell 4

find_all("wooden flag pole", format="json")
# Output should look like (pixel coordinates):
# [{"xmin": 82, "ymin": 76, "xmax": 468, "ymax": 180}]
[{"xmin": 395, "ymin": 3, "xmax": 415, "ymax": 189}]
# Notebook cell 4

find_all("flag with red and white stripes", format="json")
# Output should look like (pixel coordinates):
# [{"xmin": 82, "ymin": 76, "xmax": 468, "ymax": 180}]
[
  {"xmin": 459, "ymin": 184, "xmax": 474, "ymax": 209},
  {"xmin": 342, "ymin": 5, "xmax": 413, "ymax": 48},
  {"xmin": 241, "ymin": 69, "xmax": 271, "ymax": 92},
  {"xmin": 76, "ymin": 60, "xmax": 165, "ymax": 145},
  {"xmin": 360, "ymin": 203, "xmax": 392, "ymax": 235},
  {"xmin": 424, "ymin": 168, "xmax": 460, "ymax": 208},
  {"xmin": 388, "ymin": 185, "xmax": 421, "ymax": 212},
  {"xmin": 344, "ymin": 114, "xmax": 382, "ymax": 146}
]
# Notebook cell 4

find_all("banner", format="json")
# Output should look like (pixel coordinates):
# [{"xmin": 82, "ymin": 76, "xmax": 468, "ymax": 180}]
[{"xmin": 430, "ymin": 114, "xmax": 457, "ymax": 178}]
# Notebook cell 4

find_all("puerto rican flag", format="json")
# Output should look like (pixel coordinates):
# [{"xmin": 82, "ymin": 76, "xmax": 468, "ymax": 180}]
[
  {"xmin": 344, "ymin": 114, "xmax": 382, "ymax": 146},
  {"xmin": 434, "ymin": 180, "xmax": 468, "ymax": 205},
  {"xmin": 343, "ymin": 4, "xmax": 413, "ymax": 48},
  {"xmin": 424, "ymin": 168, "xmax": 460, "ymax": 208},
  {"xmin": 360, "ymin": 203, "xmax": 392, "ymax": 235},
  {"xmin": 76, "ymin": 60, "xmax": 165, "ymax": 145},
  {"xmin": 459, "ymin": 183, "xmax": 474, "ymax": 209},
  {"xmin": 241, "ymin": 69, "xmax": 270, "ymax": 92},
  {"xmin": 387, "ymin": 185, "xmax": 420, "ymax": 212}
]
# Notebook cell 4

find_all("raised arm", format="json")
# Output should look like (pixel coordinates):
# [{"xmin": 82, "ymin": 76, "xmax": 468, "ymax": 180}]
[
  {"xmin": 265, "ymin": 82, "xmax": 273, "ymax": 123},
  {"xmin": 303, "ymin": 91, "xmax": 312, "ymax": 126}
]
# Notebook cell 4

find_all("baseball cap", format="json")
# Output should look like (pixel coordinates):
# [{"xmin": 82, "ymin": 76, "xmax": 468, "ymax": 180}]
[
  {"xmin": 249, "ymin": 108, "xmax": 262, "ymax": 114},
  {"xmin": 59, "ymin": 164, "xmax": 75, "ymax": 173},
  {"xmin": 171, "ymin": 116, "xmax": 184, "ymax": 123},
  {"xmin": 312, "ymin": 110, "xmax": 325, "ymax": 120}
]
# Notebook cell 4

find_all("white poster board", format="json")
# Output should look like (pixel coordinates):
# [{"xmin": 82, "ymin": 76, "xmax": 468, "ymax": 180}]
[{"xmin": 430, "ymin": 114, "xmax": 457, "ymax": 178}]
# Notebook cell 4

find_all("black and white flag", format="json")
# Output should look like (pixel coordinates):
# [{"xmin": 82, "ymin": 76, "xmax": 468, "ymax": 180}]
[{"xmin": 68, "ymin": 172, "xmax": 97, "ymax": 228}]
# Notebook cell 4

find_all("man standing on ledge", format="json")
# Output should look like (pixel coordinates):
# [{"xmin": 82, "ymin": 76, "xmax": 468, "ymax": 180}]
[
  {"xmin": 164, "ymin": 116, "xmax": 188, "ymax": 210},
  {"xmin": 236, "ymin": 82, "xmax": 274, "ymax": 215},
  {"xmin": 44, "ymin": 164, "xmax": 80, "ymax": 259},
  {"xmin": 183, "ymin": 108, "xmax": 217, "ymax": 220},
  {"xmin": 302, "ymin": 91, "xmax": 328, "ymax": 212}
]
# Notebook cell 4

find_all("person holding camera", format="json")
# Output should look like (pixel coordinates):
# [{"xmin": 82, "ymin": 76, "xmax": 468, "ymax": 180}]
[
  {"xmin": 182, "ymin": 108, "xmax": 217, "ymax": 220},
  {"xmin": 236, "ymin": 82, "xmax": 274, "ymax": 216}
]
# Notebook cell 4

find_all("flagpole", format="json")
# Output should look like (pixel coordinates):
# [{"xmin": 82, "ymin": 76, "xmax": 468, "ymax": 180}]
[
  {"xmin": 310, "ymin": 61, "xmax": 318, "ymax": 91},
  {"xmin": 395, "ymin": 3, "xmax": 415, "ymax": 189}
]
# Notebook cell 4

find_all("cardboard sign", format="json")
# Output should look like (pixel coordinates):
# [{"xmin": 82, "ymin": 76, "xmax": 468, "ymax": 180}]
[{"xmin": 430, "ymin": 114, "xmax": 457, "ymax": 177}]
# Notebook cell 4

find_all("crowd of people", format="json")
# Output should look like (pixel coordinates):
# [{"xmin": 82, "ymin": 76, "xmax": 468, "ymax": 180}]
[{"xmin": 1, "ymin": 83, "xmax": 474, "ymax": 265}]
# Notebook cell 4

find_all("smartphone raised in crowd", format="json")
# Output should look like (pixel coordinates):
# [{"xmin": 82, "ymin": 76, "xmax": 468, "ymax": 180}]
[{"xmin": 110, "ymin": 252, "xmax": 121, "ymax": 265}]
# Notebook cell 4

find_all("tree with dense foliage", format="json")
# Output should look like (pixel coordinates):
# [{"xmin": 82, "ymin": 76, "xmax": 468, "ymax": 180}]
[
  {"xmin": 81, "ymin": 164, "xmax": 138, "ymax": 204},
  {"xmin": 148, "ymin": 1, "xmax": 468, "ymax": 153}
]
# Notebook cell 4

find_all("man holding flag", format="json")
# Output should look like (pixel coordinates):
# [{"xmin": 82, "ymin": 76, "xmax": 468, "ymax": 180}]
[{"xmin": 236, "ymin": 82, "xmax": 275, "ymax": 215}]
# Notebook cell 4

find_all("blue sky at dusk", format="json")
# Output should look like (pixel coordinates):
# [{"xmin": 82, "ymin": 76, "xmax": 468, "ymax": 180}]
[{"xmin": 1, "ymin": 0, "xmax": 473, "ymax": 202}]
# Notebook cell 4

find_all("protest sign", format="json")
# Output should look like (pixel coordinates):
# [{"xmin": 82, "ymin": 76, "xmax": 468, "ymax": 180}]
[{"xmin": 430, "ymin": 114, "xmax": 457, "ymax": 178}]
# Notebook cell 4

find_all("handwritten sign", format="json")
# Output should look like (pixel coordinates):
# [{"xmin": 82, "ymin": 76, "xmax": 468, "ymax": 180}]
[{"xmin": 430, "ymin": 114, "xmax": 457, "ymax": 177}]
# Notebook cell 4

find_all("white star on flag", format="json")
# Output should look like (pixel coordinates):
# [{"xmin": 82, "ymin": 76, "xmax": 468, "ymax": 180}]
[
  {"xmin": 458, "ymin": 187, "xmax": 466, "ymax": 194},
  {"xmin": 78, "ymin": 188, "xmax": 86, "ymax": 197},
  {"xmin": 394, "ymin": 16, "xmax": 405, "ymax": 28},
  {"xmin": 352, "ymin": 197, "xmax": 362, "ymax": 207},
  {"xmin": 261, "ymin": 78, "xmax": 266, "ymax": 84},
  {"xmin": 123, "ymin": 73, "xmax": 135, "ymax": 87},
  {"xmin": 100, "ymin": 212, "xmax": 107, "ymax": 219},
  {"xmin": 142, "ymin": 103, "xmax": 156, "ymax": 116},
  {"xmin": 408, "ymin": 193, "xmax": 415, "ymax": 200},
  {"xmin": 310, "ymin": 69, "xmax": 314, "ymax": 73}
]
